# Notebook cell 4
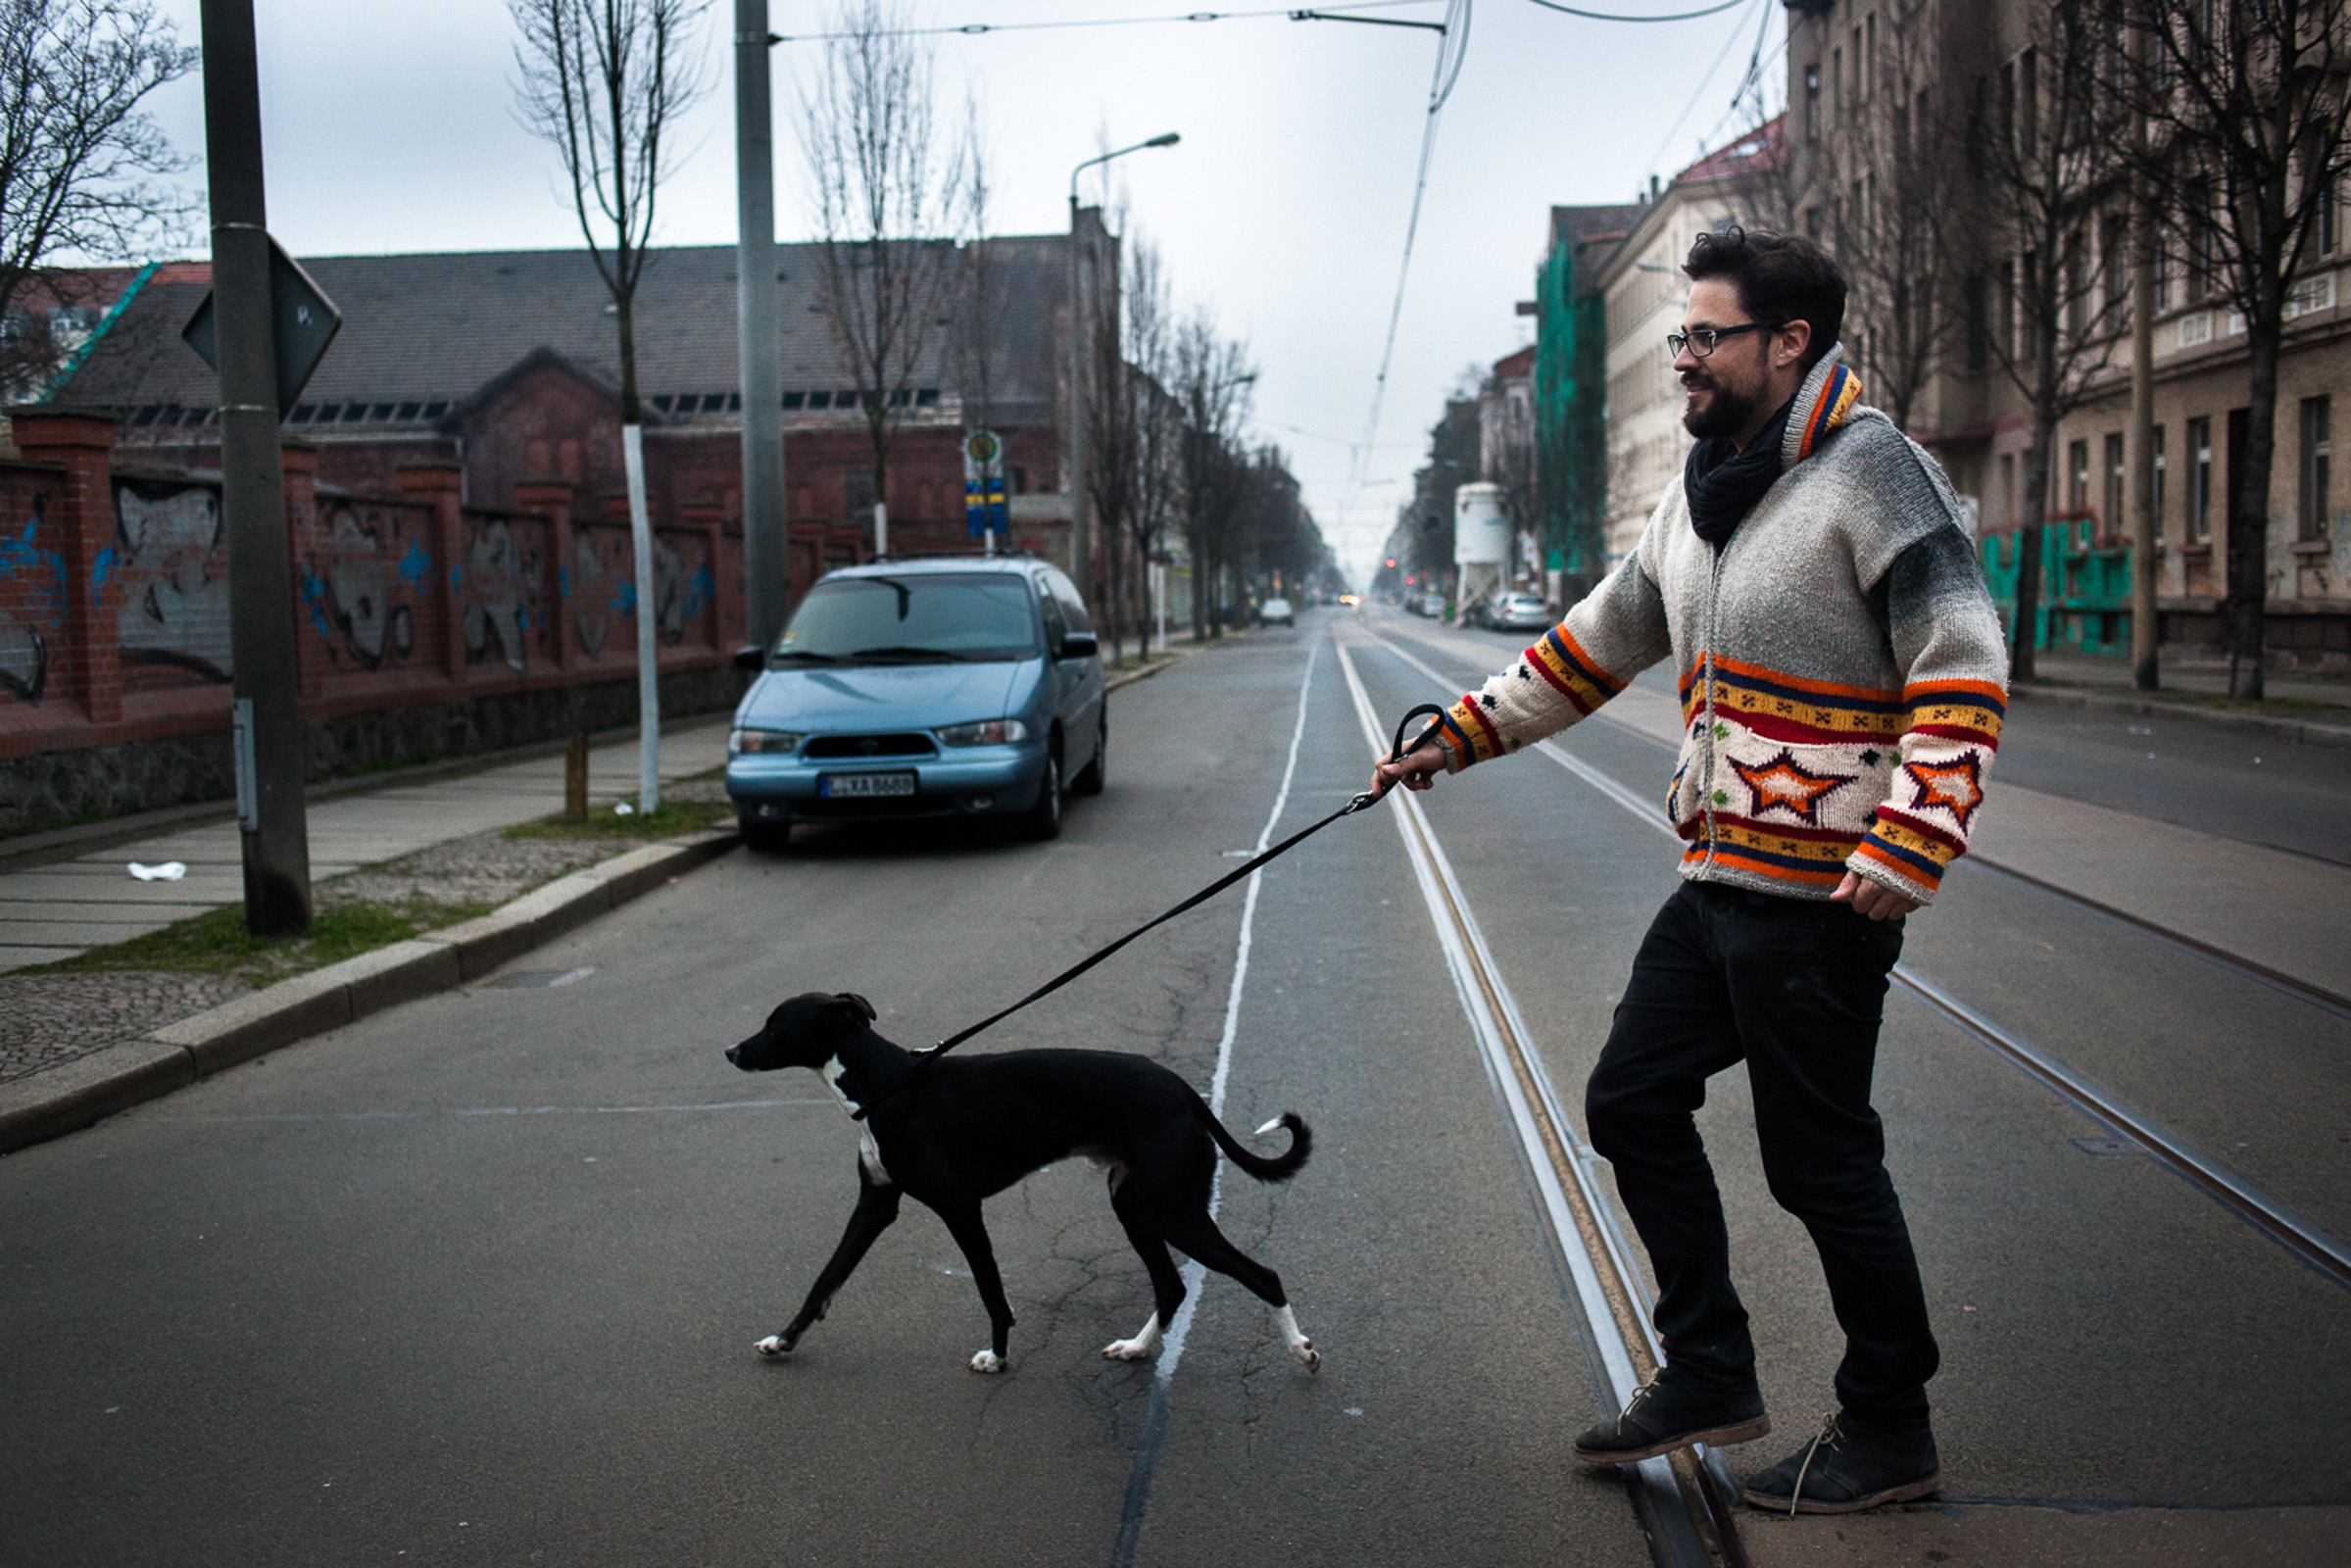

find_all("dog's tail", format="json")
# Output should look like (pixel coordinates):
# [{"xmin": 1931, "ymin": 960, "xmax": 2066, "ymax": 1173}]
[{"xmin": 1196, "ymin": 1099, "xmax": 1312, "ymax": 1183}]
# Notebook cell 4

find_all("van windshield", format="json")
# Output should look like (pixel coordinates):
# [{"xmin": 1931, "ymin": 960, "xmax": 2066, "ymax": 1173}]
[{"xmin": 771, "ymin": 573, "xmax": 1040, "ymax": 664}]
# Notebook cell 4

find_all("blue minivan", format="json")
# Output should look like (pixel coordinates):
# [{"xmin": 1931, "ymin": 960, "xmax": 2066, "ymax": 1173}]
[{"xmin": 725, "ymin": 557, "xmax": 1106, "ymax": 849}]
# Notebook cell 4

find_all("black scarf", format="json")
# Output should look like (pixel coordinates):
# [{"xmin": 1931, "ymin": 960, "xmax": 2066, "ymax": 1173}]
[{"xmin": 1683, "ymin": 396, "xmax": 1795, "ymax": 546}]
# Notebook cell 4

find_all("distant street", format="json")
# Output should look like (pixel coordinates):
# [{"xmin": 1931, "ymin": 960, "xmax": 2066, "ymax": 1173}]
[{"xmin": 6, "ymin": 608, "xmax": 2349, "ymax": 1566}]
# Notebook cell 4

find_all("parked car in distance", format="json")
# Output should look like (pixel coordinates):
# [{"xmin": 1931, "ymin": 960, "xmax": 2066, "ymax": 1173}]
[
  {"xmin": 1419, "ymin": 590, "xmax": 1447, "ymax": 618},
  {"xmin": 1262, "ymin": 596, "xmax": 1296, "ymax": 626},
  {"xmin": 724, "ymin": 557, "xmax": 1106, "ymax": 850},
  {"xmin": 1483, "ymin": 592, "xmax": 1555, "ymax": 633}
]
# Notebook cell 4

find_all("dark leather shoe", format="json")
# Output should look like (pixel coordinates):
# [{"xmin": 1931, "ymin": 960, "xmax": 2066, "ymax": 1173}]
[
  {"xmin": 1572, "ymin": 1370, "xmax": 1769, "ymax": 1465},
  {"xmin": 1741, "ymin": 1411, "xmax": 1939, "ymax": 1514}
]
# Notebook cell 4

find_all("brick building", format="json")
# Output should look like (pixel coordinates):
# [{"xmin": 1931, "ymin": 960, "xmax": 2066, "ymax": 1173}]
[{"xmin": 46, "ymin": 227, "xmax": 1096, "ymax": 596}]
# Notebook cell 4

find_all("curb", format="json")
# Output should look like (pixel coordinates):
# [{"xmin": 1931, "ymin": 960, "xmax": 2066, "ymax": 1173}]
[
  {"xmin": 1102, "ymin": 627, "xmax": 1253, "ymax": 696},
  {"xmin": 0, "ymin": 827, "xmax": 739, "ymax": 1156},
  {"xmin": 2006, "ymin": 681, "xmax": 2351, "ymax": 749}
]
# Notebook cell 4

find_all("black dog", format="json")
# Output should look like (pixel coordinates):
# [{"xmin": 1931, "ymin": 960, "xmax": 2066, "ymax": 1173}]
[{"xmin": 727, "ymin": 992, "xmax": 1319, "ymax": 1374}]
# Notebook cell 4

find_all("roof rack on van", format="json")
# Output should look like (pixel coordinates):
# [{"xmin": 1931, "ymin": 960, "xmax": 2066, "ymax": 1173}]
[{"xmin": 863, "ymin": 546, "xmax": 1042, "ymax": 563}]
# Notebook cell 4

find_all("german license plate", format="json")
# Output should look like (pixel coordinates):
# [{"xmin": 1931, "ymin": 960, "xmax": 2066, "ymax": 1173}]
[{"xmin": 818, "ymin": 771, "xmax": 916, "ymax": 799}]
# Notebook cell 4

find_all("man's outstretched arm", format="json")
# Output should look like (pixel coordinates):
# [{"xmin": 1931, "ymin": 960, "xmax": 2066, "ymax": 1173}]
[{"xmin": 1371, "ymin": 554, "xmax": 1671, "ymax": 799}]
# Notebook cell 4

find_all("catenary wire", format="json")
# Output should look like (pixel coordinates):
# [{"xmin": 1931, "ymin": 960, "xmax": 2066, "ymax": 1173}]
[
  {"xmin": 774, "ymin": 0, "xmax": 1441, "ymax": 42},
  {"xmin": 1636, "ymin": 0, "xmax": 1766, "ymax": 186},
  {"xmin": 1523, "ymin": 0, "xmax": 1746, "ymax": 20},
  {"xmin": 1352, "ymin": 0, "xmax": 1473, "ymax": 484}
]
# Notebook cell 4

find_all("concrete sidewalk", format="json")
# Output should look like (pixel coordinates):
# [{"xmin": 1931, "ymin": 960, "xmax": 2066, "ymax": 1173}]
[{"xmin": 0, "ymin": 719, "xmax": 730, "ymax": 973}]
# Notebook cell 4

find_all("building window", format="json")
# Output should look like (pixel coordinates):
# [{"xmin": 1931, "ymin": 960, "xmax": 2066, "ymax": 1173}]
[
  {"xmin": 1806, "ymin": 64, "xmax": 1821, "ymax": 142},
  {"xmin": 2189, "ymin": 416, "xmax": 2213, "ymax": 541},
  {"xmin": 1864, "ymin": 13, "xmax": 1877, "ymax": 101},
  {"xmin": 1806, "ymin": 205, "xmax": 1825, "ymax": 239},
  {"xmin": 2069, "ymin": 438, "xmax": 2090, "ymax": 513},
  {"xmin": 2322, "ymin": 174, "xmax": 2338, "ymax": 257},
  {"xmin": 2303, "ymin": 395, "xmax": 2333, "ymax": 541},
  {"xmin": 2105, "ymin": 431, "xmax": 2126, "ymax": 539},
  {"xmin": 1964, "ymin": 271, "xmax": 1988, "ymax": 369},
  {"xmin": 1832, "ymin": 47, "xmax": 1842, "ymax": 128},
  {"xmin": 2152, "ymin": 423, "xmax": 2168, "ymax": 539}
]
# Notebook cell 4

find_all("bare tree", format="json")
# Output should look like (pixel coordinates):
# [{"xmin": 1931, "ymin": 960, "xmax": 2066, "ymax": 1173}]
[
  {"xmin": 1957, "ymin": 0, "xmax": 2133, "ymax": 680},
  {"xmin": 798, "ymin": 0, "xmax": 966, "ymax": 556},
  {"xmin": 511, "ymin": 0, "xmax": 711, "ymax": 811},
  {"xmin": 2116, "ymin": 0, "xmax": 2351, "ymax": 699},
  {"xmin": 1120, "ymin": 236, "xmax": 1185, "ymax": 655},
  {"xmin": 0, "ymin": 0, "xmax": 195, "ymax": 399},
  {"xmin": 1481, "ymin": 366, "xmax": 1537, "ymax": 593},
  {"xmin": 1171, "ymin": 310, "xmax": 1252, "ymax": 639},
  {"xmin": 951, "ymin": 94, "xmax": 999, "ymax": 459},
  {"xmin": 1814, "ymin": 0, "xmax": 1962, "ymax": 430}
]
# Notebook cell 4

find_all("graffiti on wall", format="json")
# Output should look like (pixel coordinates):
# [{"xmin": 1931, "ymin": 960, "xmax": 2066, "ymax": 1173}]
[
  {"xmin": 571, "ymin": 528, "xmax": 611, "ymax": 661},
  {"xmin": 302, "ymin": 503, "xmax": 421, "ymax": 670},
  {"xmin": 0, "ymin": 496, "xmax": 64, "ymax": 703},
  {"xmin": 115, "ymin": 479, "xmax": 231, "ymax": 685},
  {"xmin": 458, "ymin": 516, "xmax": 549, "ymax": 672},
  {"xmin": 654, "ymin": 531, "xmax": 714, "ymax": 647}
]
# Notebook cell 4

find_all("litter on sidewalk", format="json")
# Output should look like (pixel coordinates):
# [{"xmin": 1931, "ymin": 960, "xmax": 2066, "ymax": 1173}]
[{"xmin": 126, "ymin": 862, "xmax": 187, "ymax": 882}]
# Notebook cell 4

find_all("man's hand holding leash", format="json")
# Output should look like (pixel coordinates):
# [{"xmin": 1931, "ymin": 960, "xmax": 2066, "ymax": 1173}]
[{"xmin": 1372, "ymin": 742, "xmax": 1448, "ymax": 798}]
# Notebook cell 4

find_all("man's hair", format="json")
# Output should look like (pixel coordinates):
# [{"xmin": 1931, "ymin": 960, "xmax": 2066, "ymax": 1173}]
[{"xmin": 1682, "ymin": 227, "xmax": 1845, "ymax": 370}]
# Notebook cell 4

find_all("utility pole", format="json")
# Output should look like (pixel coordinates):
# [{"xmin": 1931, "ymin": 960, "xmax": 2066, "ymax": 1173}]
[
  {"xmin": 199, "ymin": 0, "xmax": 311, "ymax": 935},
  {"xmin": 1066, "ymin": 193, "xmax": 1090, "ymax": 597},
  {"xmin": 735, "ymin": 1, "xmax": 787, "ymax": 648}
]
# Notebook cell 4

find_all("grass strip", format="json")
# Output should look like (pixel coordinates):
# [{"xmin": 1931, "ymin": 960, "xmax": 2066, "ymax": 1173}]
[
  {"xmin": 504, "ymin": 797, "xmax": 734, "ymax": 841},
  {"xmin": 26, "ymin": 898, "xmax": 496, "ymax": 983}
]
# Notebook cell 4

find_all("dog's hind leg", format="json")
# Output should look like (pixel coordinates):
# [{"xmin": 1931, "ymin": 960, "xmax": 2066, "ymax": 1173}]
[
  {"xmin": 1156, "ymin": 1210, "xmax": 1321, "ymax": 1372},
  {"xmin": 757, "ymin": 1164, "xmax": 902, "ymax": 1358},
  {"xmin": 933, "ymin": 1201, "xmax": 1016, "ymax": 1373},
  {"xmin": 1103, "ymin": 1171, "xmax": 1186, "ymax": 1361}
]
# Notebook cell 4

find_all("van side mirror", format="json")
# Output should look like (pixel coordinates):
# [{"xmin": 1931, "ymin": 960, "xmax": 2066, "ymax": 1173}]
[
  {"xmin": 1056, "ymin": 630, "xmax": 1099, "ymax": 661},
  {"xmin": 733, "ymin": 645, "xmax": 767, "ymax": 672}
]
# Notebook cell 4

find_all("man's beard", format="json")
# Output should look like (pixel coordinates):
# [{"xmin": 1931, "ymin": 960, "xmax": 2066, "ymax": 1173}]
[{"xmin": 1683, "ymin": 375, "xmax": 1763, "ymax": 440}]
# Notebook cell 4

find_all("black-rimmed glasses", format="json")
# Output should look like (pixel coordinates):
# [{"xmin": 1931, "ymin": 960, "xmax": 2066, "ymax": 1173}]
[{"xmin": 1667, "ymin": 320, "xmax": 1785, "ymax": 359}]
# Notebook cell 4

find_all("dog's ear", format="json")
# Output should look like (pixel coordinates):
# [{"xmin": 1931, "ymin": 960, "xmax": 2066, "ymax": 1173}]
[{"xmin": 835, "ymin": 992, "xmax": 877, "ymax": 1024}]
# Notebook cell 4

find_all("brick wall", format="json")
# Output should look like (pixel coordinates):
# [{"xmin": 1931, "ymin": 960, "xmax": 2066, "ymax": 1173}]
[{"xmin": 0, "ymin": 411, "xmax": 747, "ymax": 835}]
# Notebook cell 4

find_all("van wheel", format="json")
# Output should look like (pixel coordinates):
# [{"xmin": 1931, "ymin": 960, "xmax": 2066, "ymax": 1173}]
[
  {"xmin": 1071, "ymin": 710, "xmax": 1105, "ymax": 797},
  {"xmin": 738, "ymin": 808, "xmax": 792, "ymax": 853},
  {"xmin": 1021, "ymin": 748, "xmax": 1063, "ymax": 841}
]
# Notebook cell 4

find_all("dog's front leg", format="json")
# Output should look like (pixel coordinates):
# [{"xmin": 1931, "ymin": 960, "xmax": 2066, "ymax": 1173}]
[
  {"xmin": 757, "ymin": 1165, "xmax": 902, "ymax": 1358},
  {"xmin": 934, "ymin": 1201, "xmax": 1015, "ymax": 1373}
]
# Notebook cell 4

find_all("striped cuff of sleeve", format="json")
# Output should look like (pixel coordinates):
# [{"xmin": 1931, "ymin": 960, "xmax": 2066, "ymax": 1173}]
[
  {"xmin": 1441, "ymin": 698, "xmax": 1505, "ymax": 768},
  {"xmin": 1847, "ymin": 812, "xmax": 1961, "ymax": 904}
]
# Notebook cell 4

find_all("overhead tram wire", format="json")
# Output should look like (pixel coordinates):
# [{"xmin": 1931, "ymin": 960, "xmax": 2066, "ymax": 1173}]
[
  {"xmin": 1350, "ymin": 0, "xmax": 1473, "ymax": 487},
  {"xmin": 773, "ymin": 0, "xmax": 1442, "ymax": 43},
  {"xmin": 1523, "ymin": 0, "xmax": 1745, "ymax": 19},
  {"xmin": 1634, "ymin": 0, "xmax": 1766, "ymax": 190}
]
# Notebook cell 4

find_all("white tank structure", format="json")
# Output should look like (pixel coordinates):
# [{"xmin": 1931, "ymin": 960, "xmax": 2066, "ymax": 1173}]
[{"xmin": 1453, "ymin": 482, "xmax": 1507, "ymax": 620}]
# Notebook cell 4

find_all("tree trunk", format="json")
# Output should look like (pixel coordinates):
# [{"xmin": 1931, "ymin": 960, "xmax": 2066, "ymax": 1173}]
[
  {"xmin": 2229, "ymin": 323, "xmax": 2280, "ymax": 701},
  {"xmin": 1103, "ymin": 526, "xmax": 1126, "ymax": 665},
  {"xmin": 2011, "ymin": 425, "xmax": 2053, "ymax": 684},
  {"xmin": 1188, "ymin": 525, "xmax": 1208, "ymax": 641},
  {"xmin": 615, "ymin": 291, "xmax": 661, "ymax": 812}
]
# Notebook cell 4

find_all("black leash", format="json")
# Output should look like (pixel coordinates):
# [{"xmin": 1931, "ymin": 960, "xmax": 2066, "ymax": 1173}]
[{"xmin": 849, "ymin": 703, "xmax": 1450, "ymax": 1120}]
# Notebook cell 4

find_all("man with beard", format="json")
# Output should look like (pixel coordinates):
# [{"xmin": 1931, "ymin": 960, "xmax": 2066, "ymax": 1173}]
[{"xmin": 1373, "ymin": 229, "xmax": 2005, "ymax": 1513}]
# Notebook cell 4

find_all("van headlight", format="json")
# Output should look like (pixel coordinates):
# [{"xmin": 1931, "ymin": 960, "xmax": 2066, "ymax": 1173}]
[
  {"xmin": 729, "ymin": 728, "xmax": 803, "ymax": 756},
  {"xmin": 935, "ymin": 717, "xmax": 1029, "ymax": 747}
]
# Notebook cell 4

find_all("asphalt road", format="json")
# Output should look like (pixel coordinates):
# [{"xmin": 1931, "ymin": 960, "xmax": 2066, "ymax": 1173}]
[{"xmin": 7, "ymin": 608, "xmax": 2349, "ymax": 1565}]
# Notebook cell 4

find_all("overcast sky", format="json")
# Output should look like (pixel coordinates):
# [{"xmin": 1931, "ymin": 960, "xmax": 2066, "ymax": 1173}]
[{"xmin": 140, "ymin": 0, "xmax": 1785, "ymax": 586}]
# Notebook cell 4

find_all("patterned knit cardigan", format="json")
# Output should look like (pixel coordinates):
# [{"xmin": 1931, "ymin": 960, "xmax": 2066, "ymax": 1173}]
[{"xmin": 1432, "ymin": 348, "xmax": 2008, "ymax": 905}]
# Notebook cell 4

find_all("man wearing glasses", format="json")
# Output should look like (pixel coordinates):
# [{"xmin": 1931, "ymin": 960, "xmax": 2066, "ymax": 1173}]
[{"xmin": 1375, "ymin": 229, "xmax": 2006, "ymax": 1513}]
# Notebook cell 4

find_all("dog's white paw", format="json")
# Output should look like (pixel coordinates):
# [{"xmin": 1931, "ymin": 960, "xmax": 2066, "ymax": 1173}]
[
  {"xmin": 1276, "ymin": 1304, "xmax": 1320, "ymax": 1371},
  {"xmin": 755, "ymin": 1335, "xmax": 790, "ymax": 1358},
  {"xmin": 968, "ymin": 1348, "xmax": 1004, "ymax": 1374},
  {"xmin": 1297, "ymin": 1342, "xmax": 1322, "ymax": 1373},
  {"xmin": 1102, "ymin": 1311, "xmax": 1162, "ymax": 1361}
]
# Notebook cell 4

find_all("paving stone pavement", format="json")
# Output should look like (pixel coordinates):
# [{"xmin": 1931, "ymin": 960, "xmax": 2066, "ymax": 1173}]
[{"xmin": 0, "ymin": 734, "xmax": 737, "ymax": 1087}]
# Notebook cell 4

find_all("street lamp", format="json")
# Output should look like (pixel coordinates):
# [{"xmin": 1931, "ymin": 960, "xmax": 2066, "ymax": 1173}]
[{"xmin": 1068, "ymin": 131, "xmax": 1179, "ymax": 601}]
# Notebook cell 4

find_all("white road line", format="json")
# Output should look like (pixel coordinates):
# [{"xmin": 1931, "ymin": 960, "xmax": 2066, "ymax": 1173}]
[{"xmin": 1152, "ymin": 637, "xmax": 1322, "ymax": 1385}]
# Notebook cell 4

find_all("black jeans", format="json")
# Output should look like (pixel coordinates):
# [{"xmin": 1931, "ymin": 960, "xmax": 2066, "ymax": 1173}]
[{"xmin": 1585, "ymin": 880, "xmax": 1938, "ymax": 1429}]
